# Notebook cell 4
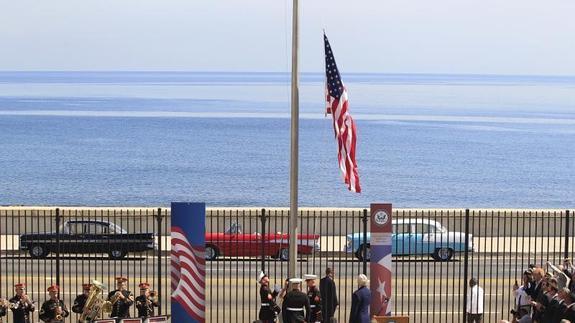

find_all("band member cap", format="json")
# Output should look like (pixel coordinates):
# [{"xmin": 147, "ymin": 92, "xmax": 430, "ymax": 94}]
[
  {"xmin": 139, "ymin": 282, "xmax": 150, "ymax": 289},
  {"xmin": 303, "ymin": 274, "xmax": 317, "ymax": 281},
  {"xmin": 47, "ymin": 284, "xmax": 59, "ymax": 292},
  {"xmin": 14, "ymin": 283, "xmax": 26, "ymax": 288}
]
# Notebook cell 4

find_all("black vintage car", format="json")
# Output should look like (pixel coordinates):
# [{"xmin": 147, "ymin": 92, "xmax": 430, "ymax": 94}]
[{"xmin": 19, "ymin": 220, "xmax": 156, "ymax": 259}]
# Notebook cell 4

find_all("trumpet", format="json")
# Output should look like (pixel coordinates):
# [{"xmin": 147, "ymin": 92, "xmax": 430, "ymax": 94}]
[{"xmin": 1, "ymin": 299, "xmax": 19, "ymax": 309}]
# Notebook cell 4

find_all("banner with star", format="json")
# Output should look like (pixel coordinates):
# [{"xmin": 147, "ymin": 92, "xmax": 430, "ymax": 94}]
[{"xmin": 370, "ymin": 203, "xmax": 393, "ymax": 316}]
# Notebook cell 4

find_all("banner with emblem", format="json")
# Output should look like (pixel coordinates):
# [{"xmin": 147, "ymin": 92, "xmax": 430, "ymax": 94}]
[
  {"xmin": 370, "ymin": 203, "xmax": 393, "ymax": 316},
  {"xmin": 171, "ymin": 202, "xmax": 206, "ymax": 323}
]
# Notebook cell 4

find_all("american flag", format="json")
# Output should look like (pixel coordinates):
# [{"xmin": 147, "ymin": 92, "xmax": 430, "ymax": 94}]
[
  {"xmin": 324, "ymin": 34, "xmax": 361, "ymax": 193},
  {"xmin": 171, "ymin": 227, "xmax": 205, "ymax": 322},
  {"xmin": 171, "ymin": 204, "xmax": 206, "ymax": 323}
]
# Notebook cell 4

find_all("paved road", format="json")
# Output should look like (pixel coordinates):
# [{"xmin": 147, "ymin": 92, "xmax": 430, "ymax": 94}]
[
  {"xmin": 1, "ymin": 252, "xmax": 567, "ymax": 323},
  {"xmin": 205, "ymin": 253, "xmax": 565, "ymax": 323}
]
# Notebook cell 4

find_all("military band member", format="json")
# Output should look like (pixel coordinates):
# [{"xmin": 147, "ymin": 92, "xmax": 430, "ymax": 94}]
[
  {"xmin": 304, "ymin": 274, "xmax": 322, "ymax": 323},
  {"xmin": 72, "ymin": 284, "xmax": 91, "ymax": 316},
  {"xmin": 107, "ymin": 277, "xmax": 134, "ymax": 320},
  {"xmin": 9, "ymin": 283, "xmax": 35, "ymax": 323},
  {"xmin": 135, "ymin": 282, "xmax": 159, "ymax": 318},
  {"xmin": 282, "ymin": 278, "xmax": 311, "ymax": 323},
  {"xmin": 258, "ymin": 271, "xmax": 281, "ymax": 323},
  {"xmin": 0, "ymin": 298, "xmax": 8, "ymax": 323},
  {"xmin": 39, "ymin": 284, "xmax": 69, "ymax": 323}
]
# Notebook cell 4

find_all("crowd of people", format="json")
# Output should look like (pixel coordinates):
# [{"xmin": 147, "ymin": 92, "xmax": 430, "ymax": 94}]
[
  {"xmin": 499, "ymin": 258, "xmax": 575, "ymax": 323},
  {"xmin": 257, "ymin": 267, "xmax": 372, "ymax": 323},
  {"xmin": 0, "ymin": 276, "xmax": 159, "ymax": 323}
]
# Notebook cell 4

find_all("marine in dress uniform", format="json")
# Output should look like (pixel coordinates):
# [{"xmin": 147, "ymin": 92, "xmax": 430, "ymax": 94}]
[
  {"xmin": 258, "ymin": 271, "xmax": 280, "ymax": 323},
  {"xmin": 282, "ymin": 278, "xmax": 311, "ymax": 323},
  {"xmin": 304, "ymin": 274, "xmax": 322, "ymax": 323},
  {"xmin": 107, "ymin": 277, "xmax": 134, "ymax": 320},
  {"xmin": 320, "ymin": 268, "xmax": 338, "ymax": 323},
  {"xmin": 39, "ymin": 284, "xmax": 70, "ymax": 323},
  {"xmin": 9, "ymin": 283, "xmax": 35, "ymax": 323},
  {"xmin": 135, "ymin": 282, "xmax": 159, "ymax": 318},
  {"xmin": 71, "ymin": 284, "xmax": 91, "ymax": 316}
]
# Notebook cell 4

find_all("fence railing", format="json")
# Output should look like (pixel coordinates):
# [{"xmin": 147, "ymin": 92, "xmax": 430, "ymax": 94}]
[
  {"xmin": 0, "ymin": 207, "xmax": 170, "ymax": 322},
  {"xmin": 1, "ymin": 207, "xmax": 573, "ymax": 323}
]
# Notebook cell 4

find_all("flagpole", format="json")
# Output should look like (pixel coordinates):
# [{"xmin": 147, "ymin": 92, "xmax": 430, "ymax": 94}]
[{"xmin": 288, "ymin": 0, "xmax": 299, "ymax": 279}]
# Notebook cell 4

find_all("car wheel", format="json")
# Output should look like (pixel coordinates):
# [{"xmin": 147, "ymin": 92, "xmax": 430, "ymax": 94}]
[
  {"xmin": 29, "ymin": 244, "xmax": 49, "ymax": 258},
  {"xmin": 356, "ymin": 244, "xmax": 371, "ymax": 262},
  {"xmin": 205, "ymin": 245, "xmax": 218, "ymax": 261},
  {"xmin": 432, "ymin": 247, "xmax": 454, "ymax": 261},
  {"xmin": 109, "ymin": 249, "xmax": 127, "ymax": 260},
  {"xmin": 278, "ymin": 248, "xmax": 289, "ymax": 261}
]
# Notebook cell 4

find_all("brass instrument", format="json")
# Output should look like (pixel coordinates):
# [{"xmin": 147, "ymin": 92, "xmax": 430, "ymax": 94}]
[{"xmin": 80, "ymin": 280, "xmax": 110, "ymax": 322}]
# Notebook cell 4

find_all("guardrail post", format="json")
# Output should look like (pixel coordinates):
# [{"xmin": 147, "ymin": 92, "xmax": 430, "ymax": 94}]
[
  {"xmin": 565, "ymin": 210, "xmax": 571, "ymax": 260},
  {"xmin": 55, "ymin": 208, "xmax": 61, "ymax": 288},
  {"xmin": 463, "ymin": 209, "xmax": 470, "ymax": 323},
  {"xmin": 157, "ymin": 207, "xmax": 163, "ymax": 315},
  {"xmin": 261, "ymin": 208, "xmax": 267, "ymax": 273},
  {"xmin": 362, "ymin": 209, "xmax": 368, "ymax": 275}
]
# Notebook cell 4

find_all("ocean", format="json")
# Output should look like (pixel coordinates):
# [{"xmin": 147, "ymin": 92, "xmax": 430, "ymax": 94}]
[{"xmin": 0, "ymin": 71, "xmax": 573, "ymax": 208}]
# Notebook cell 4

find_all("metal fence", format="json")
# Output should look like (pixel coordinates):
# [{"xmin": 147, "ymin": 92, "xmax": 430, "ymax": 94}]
[
  {"xmin": 204, "ymin": 208, "xmax": 575, "ymax": 323},
  {"xmin": 0, "ymin": 207, "xmax": 170, "ymax": 322},
  {"xmin": 1, "ymin": 207, "xmax": 573, "ymax": 323}
]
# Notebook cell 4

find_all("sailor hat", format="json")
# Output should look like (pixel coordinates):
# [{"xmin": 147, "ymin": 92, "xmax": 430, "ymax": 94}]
[
  {"xmin": 289, "ymin": 277, "xmax": 303, "ymax": 284},
  {"xmin": 303, "ymin": 274, "xmax": 317, "ymax": 281}
]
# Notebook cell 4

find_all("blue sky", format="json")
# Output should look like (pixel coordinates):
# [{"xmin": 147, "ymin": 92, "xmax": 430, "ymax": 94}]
[{"xmin": 1, "ymin": 0, "xmax": 574, "ymax": 75}]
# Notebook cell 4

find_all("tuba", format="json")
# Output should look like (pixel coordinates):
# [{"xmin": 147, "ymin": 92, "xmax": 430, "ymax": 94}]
[{"xmin": 80, "ymin": 280, "xmax": 111, "ymax": 322}]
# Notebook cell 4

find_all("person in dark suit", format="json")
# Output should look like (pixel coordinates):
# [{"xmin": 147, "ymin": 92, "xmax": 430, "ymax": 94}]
[
  {"xmin": 349, "ymin": 274, "xmax": 370, "ymax": 323},
  {"xmin": 526, "ymin": 268, "xmax": 545, "ymax": 322},
  {"xmin": 320, "ymin": 268, "xmax": 338, "ymax": 323}
]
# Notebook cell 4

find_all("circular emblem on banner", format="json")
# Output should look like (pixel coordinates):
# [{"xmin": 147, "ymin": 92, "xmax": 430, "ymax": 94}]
[{"xmin": 373, "ymin": 210, "xmax": 389, "ymax": 226}]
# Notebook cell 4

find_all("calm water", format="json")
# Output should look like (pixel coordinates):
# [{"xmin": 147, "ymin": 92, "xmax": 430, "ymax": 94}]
[{"xmin": 0, "ymin": 72, "xmax": 574, "ymax": 208}]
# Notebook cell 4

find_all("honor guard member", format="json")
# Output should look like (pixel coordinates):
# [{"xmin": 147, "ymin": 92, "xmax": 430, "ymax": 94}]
[
  {"xmin": 304, "ymin": 274, "xmax": 322, "ymax": 322},
  {"xmin": 135, "ymin": 282, "xmax": 159, "ymax": 318},
  {"xmin": 39, "ymin": 284, "xmax": 69, "ymax": 323},
  {"xmin": 9, "ymin": 283, "xmax": 35, "ymax": 323},
  {"xmin": 258, "ymin": 271, "xmax": 281, "ymax": 323},
  {"xmin": 107, "ymin": 277, "xmax": 134, "ymax": 320},
  {"xmin": 72, "ymin": 284, "xmax": 91, "ymax": 316},
  {"xmin": 282, "ymin": 278, "xmax": 311, "ymax": 323}
]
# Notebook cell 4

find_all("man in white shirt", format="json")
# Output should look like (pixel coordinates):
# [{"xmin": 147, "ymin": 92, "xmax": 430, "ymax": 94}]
[{"xmin": 467, "ymin": 278, "xmax": 484, "ymax": 323}]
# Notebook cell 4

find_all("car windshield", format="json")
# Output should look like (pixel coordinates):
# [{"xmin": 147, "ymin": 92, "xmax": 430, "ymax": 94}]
[{"xmin": 225, "ymin": 223, "xmax": 243, "ymax": 234}]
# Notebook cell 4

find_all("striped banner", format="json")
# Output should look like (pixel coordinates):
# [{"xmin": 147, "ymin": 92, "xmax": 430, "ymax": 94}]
[{"xmin": 171, "ymin": 202, "xmax": 206, "ymax": 323}]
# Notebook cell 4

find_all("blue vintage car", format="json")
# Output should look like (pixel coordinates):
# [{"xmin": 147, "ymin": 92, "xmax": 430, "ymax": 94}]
[{"xmin": 345, "ymin": 218, "xmax": 473, "ymax": 261}]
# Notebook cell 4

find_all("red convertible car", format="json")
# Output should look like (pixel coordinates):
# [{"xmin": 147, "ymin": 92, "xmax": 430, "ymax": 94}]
[{"xmin": 205, "ymin": 223, "xmax": 320, "ymax": 261}]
